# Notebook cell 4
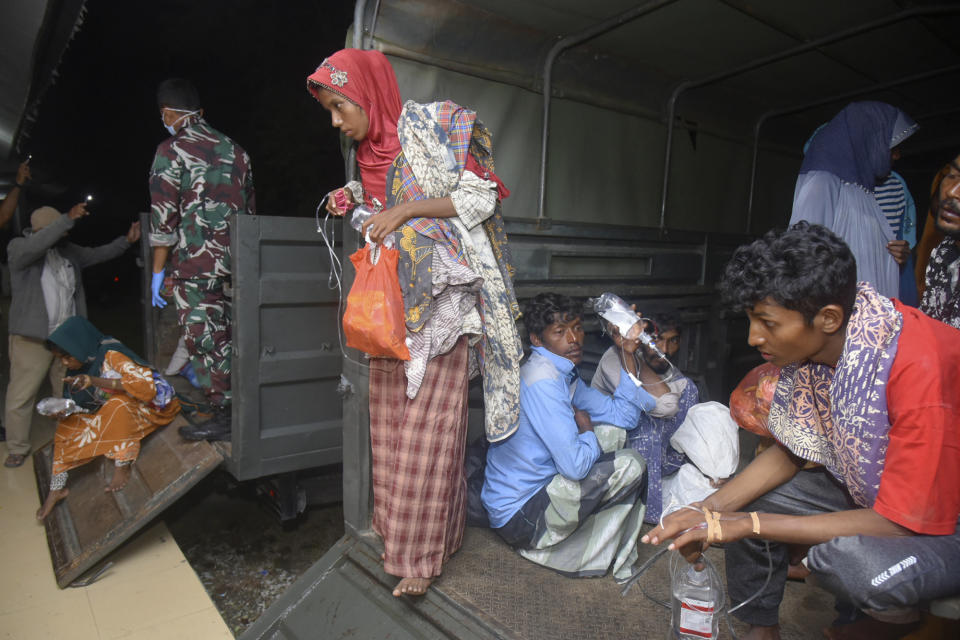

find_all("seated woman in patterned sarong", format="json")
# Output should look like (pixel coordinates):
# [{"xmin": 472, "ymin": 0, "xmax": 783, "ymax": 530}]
[
  {"xmin": 482, "ymin": 293, "xmax": 656, "ymax": 580},
  {"xmin": 36, "ymin": 316, "xmax": 180, "ymax": 520}
]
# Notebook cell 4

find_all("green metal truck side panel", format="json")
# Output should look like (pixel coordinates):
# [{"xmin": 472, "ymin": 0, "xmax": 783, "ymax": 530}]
[{"xmin": 239, "ymin": 533, "xmax": 513, "ymax": 640}]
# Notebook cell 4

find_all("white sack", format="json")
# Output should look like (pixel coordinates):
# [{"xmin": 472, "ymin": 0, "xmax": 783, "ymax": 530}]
[
  {"xmin": 668, "ymin": 401, "xmax": 740, "ymax": 481},
  {"xmin": 164, "ymin": 335, "xmax": 190, "ymax": 376},
  {"xmin": 662, "ymin": 463, "xmax": 717, "ymax": 510}
]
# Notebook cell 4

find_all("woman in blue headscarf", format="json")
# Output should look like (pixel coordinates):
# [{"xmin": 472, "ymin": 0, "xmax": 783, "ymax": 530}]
[
  {"xmin": 36, "ymin": 317, "xmax": 180, "ymax": 520},
  {"xmin": 790, "ymin": 101, "xmax": 918, "ymax": 299}
]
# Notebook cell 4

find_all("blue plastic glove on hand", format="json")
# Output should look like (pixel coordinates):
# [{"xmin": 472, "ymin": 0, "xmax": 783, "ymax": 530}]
[
  {"xmin": 151, "ymin": 270, "xmax": 167, "ymax": 308},
  {"xmin": 180, "ymin": 362, "xmax": 199, "ymax": 388}
]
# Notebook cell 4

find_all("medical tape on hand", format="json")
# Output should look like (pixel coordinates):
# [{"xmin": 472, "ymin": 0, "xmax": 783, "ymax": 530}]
[{"xmin": 702, "ymin": 506, "xmax": 723, "ymax": 543}]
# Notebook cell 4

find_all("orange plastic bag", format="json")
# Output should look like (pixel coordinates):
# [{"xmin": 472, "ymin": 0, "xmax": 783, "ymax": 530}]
[
  {"xmin": 729, "ymin": 363, "xmax": 781, "ymax": 435},
  {"xmin": 343, "ymin": 244, "xmax": 410, "ymax": 360}
]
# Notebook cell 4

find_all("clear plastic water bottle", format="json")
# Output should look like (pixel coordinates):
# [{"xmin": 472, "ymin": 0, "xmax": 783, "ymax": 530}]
[
  {"xmin": 349, "ymin": 204, "xmax": 395, "ymax": 248},
  {"xmin": 349, "ymin": 204, "xmax": 376, "ymax": 233},
  {"xmin": 669, "ymin": 555, "xmax": 719, "ymax": 639}
]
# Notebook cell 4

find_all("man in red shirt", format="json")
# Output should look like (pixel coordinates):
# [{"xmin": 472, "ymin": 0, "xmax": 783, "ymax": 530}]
[{"xmin": 644, "ymin": 222, "xmax": 960, "ymax": 639}]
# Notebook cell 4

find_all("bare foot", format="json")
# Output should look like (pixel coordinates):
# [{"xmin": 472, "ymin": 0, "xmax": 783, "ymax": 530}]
[
  {"xmin": 742, "ymin": 625, "xmax": 781, "ymax": 640},
  {"xmin": 392, "ymin": 577, "xmax": 432, "ymax": 597},
  {"xmin": 105, "ymin": 465, "xmax": 132, "ymax": 492},
  {"xmin": 36, "ymin": 488, "xmax": 69, "ymax": 520}
]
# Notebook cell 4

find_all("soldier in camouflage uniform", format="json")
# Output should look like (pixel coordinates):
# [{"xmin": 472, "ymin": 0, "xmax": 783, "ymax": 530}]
[{"xmin": 148, "ymin": 78, "xmax": 255, "ymax": 441}]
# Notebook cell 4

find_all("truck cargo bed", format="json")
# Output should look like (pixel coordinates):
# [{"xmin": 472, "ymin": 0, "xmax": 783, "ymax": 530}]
[{"xmin": 242, "ymin": 527, "xmax": 837, "ymax": 640}]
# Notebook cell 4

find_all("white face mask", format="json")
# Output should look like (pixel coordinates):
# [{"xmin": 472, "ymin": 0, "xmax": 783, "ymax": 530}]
[{"xmin": 161, "ymin": 109, "xmax": 199, "ymax": 135}]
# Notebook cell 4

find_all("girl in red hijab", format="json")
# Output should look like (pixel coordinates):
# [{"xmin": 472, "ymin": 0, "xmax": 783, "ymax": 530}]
[{"xmin": 308, "ymin": 49, "xmax": 521, "ymax": 598}]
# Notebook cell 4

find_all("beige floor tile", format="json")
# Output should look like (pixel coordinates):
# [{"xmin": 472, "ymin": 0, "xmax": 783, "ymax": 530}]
[
  {"xmin": 0, "ymin": 516, "xmax": 46, "ymax": 551},
  {"xmin": 1, "ymin": 468, "xmax": 40, "ymax": 510},
  {"xmin": 1, "ymin": 415, "xmax": 227, "ymax": 640},
  {"xmin": 0, "ymin": 461, "xmax": 62, "ymax": 617},
  {"xmin": 99, "ymin": 522, "xmax": 192, "ymax": 580},
  {"xmin": 0, "ymin": 552, "xmax": 63, "ymax": 616},
  {"xmin": 105, "ymin": 607, "xmax": 232, "ymax": 640},
  {"xmin": 0, "ymin": 591, "xmax": 99, "ymax": 640},
  {"xmin": 86, "ymin": 560, "xmax": 219, "ymax": 638}
]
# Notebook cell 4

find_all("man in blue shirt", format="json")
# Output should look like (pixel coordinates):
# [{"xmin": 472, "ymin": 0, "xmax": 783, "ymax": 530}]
[{"xmin": 482, "ymin": 293, "xmax": 656, "ymax": 580}]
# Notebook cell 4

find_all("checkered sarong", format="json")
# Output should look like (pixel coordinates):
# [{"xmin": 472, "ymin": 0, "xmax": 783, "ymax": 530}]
[{"xmin": 369, "ymin": 336, "xmax": 470, "ymax": 578}]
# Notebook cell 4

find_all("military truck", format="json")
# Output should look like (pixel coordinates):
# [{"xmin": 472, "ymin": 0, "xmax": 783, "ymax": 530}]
[
  {"xmin": 30, "ymin": 0, "xmax": 960, "ymax": 635},
  {"xmin": 232, "ymin": 2, "xmax": 960, "ymax": 639}
]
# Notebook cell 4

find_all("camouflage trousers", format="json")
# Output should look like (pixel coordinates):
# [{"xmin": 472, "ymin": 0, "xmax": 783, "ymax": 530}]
[{"xmin": 172, "ymin": 278, "xmax": 232, "ymax": 408}]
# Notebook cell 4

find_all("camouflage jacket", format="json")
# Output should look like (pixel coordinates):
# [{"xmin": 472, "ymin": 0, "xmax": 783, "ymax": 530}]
[{"xmin": 149, "ymin": 118, "xmax": 255, "ymax": 280}]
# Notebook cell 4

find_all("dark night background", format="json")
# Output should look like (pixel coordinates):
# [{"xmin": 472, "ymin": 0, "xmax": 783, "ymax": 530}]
[{"xmin": 9, "ymin": 0, "xmax": 355, "ymax": 343}]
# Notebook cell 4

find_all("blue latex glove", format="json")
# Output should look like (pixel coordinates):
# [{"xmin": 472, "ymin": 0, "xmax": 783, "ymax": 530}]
[
  {"xmin": 151, "ymin": 270, "xmax": 167, "ymax": 308},
  {"xmin": 180, "ymin": 362, "xmax": 200, "ymax": 388}
]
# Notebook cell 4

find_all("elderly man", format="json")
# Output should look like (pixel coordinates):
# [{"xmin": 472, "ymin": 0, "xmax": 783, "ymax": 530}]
[
  {"xmin": 148, "ymin": 78, "xmax": 256, "ymax": 442},
  {"xmin": 3, "ymin": 203, "xmax": 139, "ymax": 467},
  {"xmin": 920, "ymin": 153, "xmax": 960, "ymax": 329},
  {"xmin": 592, "ymin": 313, "xmax": 699, "ymax": 524},
  {"xmin": 482, "ymin": 293, "xmax": 655, "ymax": 580},
  {"xmin": 645, "ymin": 222, "xmax": 960, "ymax": 640}
]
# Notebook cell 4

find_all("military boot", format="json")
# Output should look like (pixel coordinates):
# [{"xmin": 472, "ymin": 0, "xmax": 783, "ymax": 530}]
[{"xmin": 178, "ymin": 406, "xmax": 231, "ymax": 442}]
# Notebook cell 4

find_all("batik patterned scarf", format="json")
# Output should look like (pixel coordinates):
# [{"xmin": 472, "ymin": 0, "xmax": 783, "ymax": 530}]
[
  {"xmin": 388, "ymin": 100, "xmax": 521, "ymax": 442},
  {"xmin": 387, "ymin": 101, "xmax": 518, "ymax": 330},
  {"xmin": 767, "ymin": 284, "xmax": 902, "ymax": 508}
]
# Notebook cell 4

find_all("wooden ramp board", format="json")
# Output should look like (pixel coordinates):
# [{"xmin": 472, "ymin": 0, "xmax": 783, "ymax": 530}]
[{"xmin": 33, "ymin": 416, "xmax": 224, "ymax": 588}]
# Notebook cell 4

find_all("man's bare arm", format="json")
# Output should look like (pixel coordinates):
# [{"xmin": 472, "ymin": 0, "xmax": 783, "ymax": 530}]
[
  {"xmin": 644, "ymin": 444, "xmax": 803, "ymax": 546},
  {"xmin": 152, "ymin": 245, "xmax": 170, "ymax": 273},
  {"xmin": 735, "ymin": 508, "xmax": 912, "ymax": 546}
]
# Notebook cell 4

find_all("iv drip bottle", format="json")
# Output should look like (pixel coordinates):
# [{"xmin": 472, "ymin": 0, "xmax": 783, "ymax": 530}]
[{"xmin": 669, "ymin": 558, "xmax": 719, "ymax": 639}]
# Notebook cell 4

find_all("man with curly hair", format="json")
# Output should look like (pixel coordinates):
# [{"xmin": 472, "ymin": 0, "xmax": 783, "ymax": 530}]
[{"xmin": 644, "ymin": 222, "xmax": 960, "ymax": 639}]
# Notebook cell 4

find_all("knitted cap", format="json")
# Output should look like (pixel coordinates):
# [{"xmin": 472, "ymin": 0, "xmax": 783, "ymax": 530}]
[{"xmin": 30, "ymin": 206, "xmax": 61, "ymax": 231}]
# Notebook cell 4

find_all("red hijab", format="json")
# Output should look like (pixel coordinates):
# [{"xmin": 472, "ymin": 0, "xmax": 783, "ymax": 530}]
[{"xmin": 307, "ymin": 49, "xmax": 402, "ymax": 207}]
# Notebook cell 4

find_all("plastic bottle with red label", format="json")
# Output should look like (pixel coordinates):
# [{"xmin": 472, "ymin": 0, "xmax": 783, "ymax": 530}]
[{"xmin": 669, "ymin": 556, "xmax": 719, "ymax": 639}]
